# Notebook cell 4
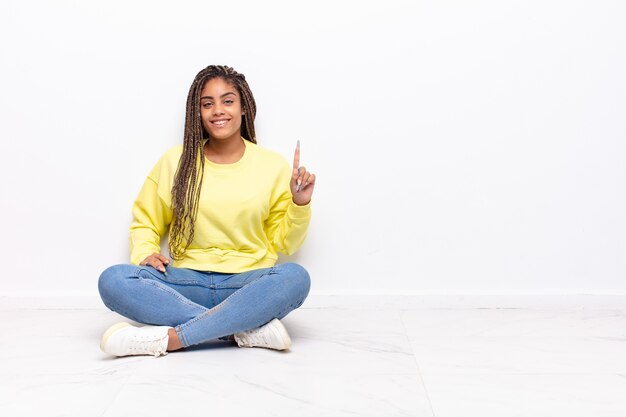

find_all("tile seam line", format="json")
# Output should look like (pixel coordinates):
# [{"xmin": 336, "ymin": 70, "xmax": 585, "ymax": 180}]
[
  {"xmin": 98, "ymin": 359, "xmax": 141, "ymax": 417},
  {"xmin": 399, "ymin": 308, "xmax": 438, "ymax": 417}
]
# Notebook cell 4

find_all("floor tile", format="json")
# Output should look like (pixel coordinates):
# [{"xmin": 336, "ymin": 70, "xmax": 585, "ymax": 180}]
[
  {"xmin": 400, "ymin": 309, "xmax": 626, "ymax": 338},
  {"xmin": 406, "ymin": 336, "xmax": 626, "ymax": 374},
  {"xmin": 422, "ymin": 373, "xmax": 626, "ymax": 417},
  {"xmin": 102, "ymin": 367, "xmax": 432, "ymax": 417}
]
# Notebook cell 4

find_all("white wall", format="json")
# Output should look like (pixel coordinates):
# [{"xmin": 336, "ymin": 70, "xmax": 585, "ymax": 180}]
[{"xmin": 1, "ymin": 0, "xmax": 625, "ymax": 296}]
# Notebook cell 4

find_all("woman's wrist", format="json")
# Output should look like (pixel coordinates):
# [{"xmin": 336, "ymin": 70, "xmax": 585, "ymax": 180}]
[{"xmin": 292, "ymin": 197, "xmax": 311, "ymax": 206}]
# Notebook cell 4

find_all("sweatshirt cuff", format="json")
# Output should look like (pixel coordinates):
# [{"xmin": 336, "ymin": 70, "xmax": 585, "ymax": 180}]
[{"xmin": 287, "ymin": 200, "xmax": 311, "ymax": 220}]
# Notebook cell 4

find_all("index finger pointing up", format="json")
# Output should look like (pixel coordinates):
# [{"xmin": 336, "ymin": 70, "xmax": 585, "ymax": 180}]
[{"xmin": 293, "ymin": 140, "xmax": 300, "ymax": 170}]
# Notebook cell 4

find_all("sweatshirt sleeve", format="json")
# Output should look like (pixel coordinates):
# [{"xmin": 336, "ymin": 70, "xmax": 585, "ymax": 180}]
[
  {"xmin": 263, "ymin": 161, "xmax": 312, "ymax": 256},
  {"xmin": 128, "ymin": 156, "xmax": 175, "ymax": 265}
]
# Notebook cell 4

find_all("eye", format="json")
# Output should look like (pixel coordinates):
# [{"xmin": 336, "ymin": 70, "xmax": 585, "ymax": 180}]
[
  {"xmin": 224, "ymin": 99, "xmax": 234, "ymax": 105},
  {"xmin": 202, "ymin": 102, "xmax": 213, "ymax": 108}
]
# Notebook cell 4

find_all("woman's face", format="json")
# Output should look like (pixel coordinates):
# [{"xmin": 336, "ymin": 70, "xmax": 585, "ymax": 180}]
[{"xmin": 200, "ymin": 77, "xmax": 243, "ymax": 142}]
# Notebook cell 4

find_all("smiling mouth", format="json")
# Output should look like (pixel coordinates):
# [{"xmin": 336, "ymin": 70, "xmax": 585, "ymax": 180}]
[{"xmin": 211, "ymin": 119, "xmax": 230, "ymax": 126}]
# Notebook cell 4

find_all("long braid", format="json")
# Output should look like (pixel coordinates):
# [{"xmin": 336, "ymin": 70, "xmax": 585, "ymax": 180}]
[{"xmin": 169, "ymin": 65, "xmax": 257, "ymax": 260}]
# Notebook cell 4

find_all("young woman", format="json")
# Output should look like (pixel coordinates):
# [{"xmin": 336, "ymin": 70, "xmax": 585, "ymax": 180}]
[{"xmin": 98, "ymin": 65, "xmax": 315, "ymax": 357}]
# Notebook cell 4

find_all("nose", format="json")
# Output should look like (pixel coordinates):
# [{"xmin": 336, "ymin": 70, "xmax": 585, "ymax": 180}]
[{"xmin": 212, "ymin": 103, "xmax": 225, "ymax": 115}]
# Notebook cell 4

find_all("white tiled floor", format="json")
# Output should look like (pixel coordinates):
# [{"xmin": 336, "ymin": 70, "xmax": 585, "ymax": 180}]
[{"xmin": 1, "ymin": 298, "xmax": 625, "ymax": 416}]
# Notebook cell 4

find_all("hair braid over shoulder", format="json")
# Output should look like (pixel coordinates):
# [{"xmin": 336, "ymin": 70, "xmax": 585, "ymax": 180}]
[{"xmin": 168, "ymin": 65, "xmax": 257, "ymax": 260}]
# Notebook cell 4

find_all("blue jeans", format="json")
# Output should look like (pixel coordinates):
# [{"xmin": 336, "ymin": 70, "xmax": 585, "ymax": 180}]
[{"xmin": 97, "ymin": 262, "xmax": 311, "ymax": 348}]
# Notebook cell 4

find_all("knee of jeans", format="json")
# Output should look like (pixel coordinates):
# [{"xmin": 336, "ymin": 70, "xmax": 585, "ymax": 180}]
[
  {"xmin": 280, "ymin": 263, "xmax": 311, "ymax": 303},
  {"xmin": 98, "ymin": 264, "xmax": 132, "ymax": 305}
]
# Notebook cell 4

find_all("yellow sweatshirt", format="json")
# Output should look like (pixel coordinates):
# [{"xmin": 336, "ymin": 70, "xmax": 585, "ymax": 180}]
[{"xmin": 129, "ymin": 138, "xmax": 311, "ymax": 272}]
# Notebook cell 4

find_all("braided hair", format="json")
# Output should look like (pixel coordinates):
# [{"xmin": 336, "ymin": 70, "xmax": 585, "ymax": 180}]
[{"xmin": 168, "ymin": 65, "xmax": 257, "ymax": 260}]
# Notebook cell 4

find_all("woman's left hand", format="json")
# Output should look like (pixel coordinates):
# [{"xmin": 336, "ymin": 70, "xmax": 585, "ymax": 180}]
[{"xmin": 290, "ymin": 140, "xmax": 316, "ymax": 206}]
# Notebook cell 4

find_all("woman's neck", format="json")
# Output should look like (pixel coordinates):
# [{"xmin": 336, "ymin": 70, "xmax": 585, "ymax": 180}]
[{"xmin": 204, "ymin": 136, "xmax": 246, "ymax": 164}]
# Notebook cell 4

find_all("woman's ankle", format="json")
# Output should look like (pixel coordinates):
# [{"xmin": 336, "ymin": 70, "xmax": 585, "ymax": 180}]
[{"xmin": 167, "ymin": 328, "xmax": 183, "ymax": 351}]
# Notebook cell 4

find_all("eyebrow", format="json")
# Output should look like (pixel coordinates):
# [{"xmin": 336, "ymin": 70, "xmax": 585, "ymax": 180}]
[{"xmin": 200, "ymin": 92, "xmax": 237, "ymax": 100}]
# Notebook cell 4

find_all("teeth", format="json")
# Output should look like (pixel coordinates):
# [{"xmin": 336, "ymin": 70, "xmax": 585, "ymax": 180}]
[{"xmin": 212, "ymin": 120, "xmax": 227, "ymax": 126}]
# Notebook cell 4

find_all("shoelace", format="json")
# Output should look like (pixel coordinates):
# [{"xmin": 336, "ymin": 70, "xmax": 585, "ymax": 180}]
[
  {"xmin": 238, "ymin": 329, "xmax": 271, "ymax": 347},
  {"xmin": 130, "ymin": 336, "xmax": 169, "ymax": 357}
]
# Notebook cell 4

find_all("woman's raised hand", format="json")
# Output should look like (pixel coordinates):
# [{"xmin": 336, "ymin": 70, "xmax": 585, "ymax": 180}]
[
  {"xmin": 291, "ymin": 140, "xmax": 316, "ymax": 206},
  {"xmin": 140, "ymin": 253, "xmax": 170, "ymax": 274}
]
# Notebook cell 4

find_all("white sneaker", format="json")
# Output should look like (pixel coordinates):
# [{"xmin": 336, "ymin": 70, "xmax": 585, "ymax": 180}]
[
  {"xmin": 233, "ymin": 318, "xmax": 292, "ymax": 351},
  {"xmin": 100, "ymin": 322, "xmax": 171, "ymax": 357}
]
